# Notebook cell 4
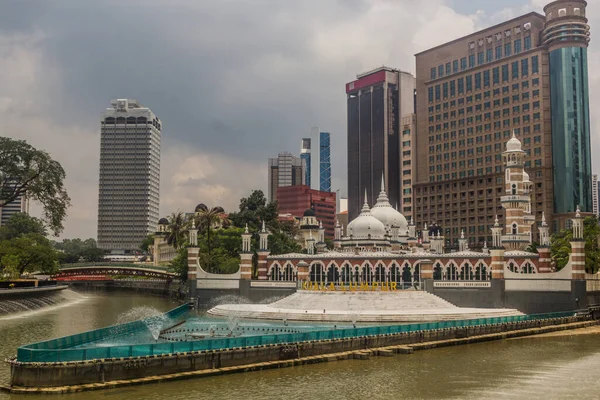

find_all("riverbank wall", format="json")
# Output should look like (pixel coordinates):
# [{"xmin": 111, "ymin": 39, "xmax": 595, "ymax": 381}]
[
  {"xmin": 5, "ymin": 314, "xmax": 595, "ymax": 393},
  {"xmin": 0, "ymin": 286, "xmax": 70, "ymax": 315}
]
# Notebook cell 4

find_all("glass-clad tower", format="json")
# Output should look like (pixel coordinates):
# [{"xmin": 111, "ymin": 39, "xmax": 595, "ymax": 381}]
[
  {"xmin": 544, "ymin": 0, "xmax": 592, "ymax": 215},
  {"xmin": 319, "ymin": 132, "xmax": 332, "ymax": 192},
  {"xmin": 300, "ymin": 129, "xmax": 332, "ymax": 193}
]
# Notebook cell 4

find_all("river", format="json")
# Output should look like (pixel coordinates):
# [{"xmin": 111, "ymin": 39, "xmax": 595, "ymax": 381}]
[{"xmin": 1, "ymin": 291, "xmax": 600, "ymax": 399}]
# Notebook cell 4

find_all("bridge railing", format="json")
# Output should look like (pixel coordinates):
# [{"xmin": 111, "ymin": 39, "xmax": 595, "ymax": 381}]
[{"xmin": 59, "ymin": 263, "xmax": 172, "ymax": 272}]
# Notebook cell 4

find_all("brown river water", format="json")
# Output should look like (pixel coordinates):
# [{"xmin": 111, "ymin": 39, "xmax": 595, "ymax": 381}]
[{"xmin": 1, "ymin": 291, "xmax": 599, "ymax": 400}]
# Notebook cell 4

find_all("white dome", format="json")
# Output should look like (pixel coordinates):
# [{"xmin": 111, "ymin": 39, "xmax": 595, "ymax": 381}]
[
  {"xmin": 523, "ymin": 171, "xmax": 530, "ymax": 182},
  {"xmin": 370, "ymin": 186, "xmax": 408, "ymax": 233},
  {"xmin": 347, "ymin": 198, "xmax": 386, "ymax": 240},
  {"xmin": 506, "ymin": 132, "xmax": 522, "ymax": 152}
]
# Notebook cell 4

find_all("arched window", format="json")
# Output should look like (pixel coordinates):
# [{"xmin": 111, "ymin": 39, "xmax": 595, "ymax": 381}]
[
  {"xmin": 402, "ymin": 265, "xmax": 412, "ymax": 287},
  {"xmin": 475, "ymin": 263, "xmax": 488, "ymax": 281},
  {"xmin": 446, "ymin": 263, "xmax": 459, "ymax": 281},
  {"xmin": 269, "ymin": 265, "xmax": 282, "ymax": 281},
  {"xmin": 284, "ymin": 264, "xmax": 295, "ymax": 281},
  {"xmin": 341, "ymin": 264, "xmax": 352, "ymax": 283},
  {"xmin": 508, "ymin": 262, "xmax": 518, "ymax": 273},
  {"xmin": 413, "ymin": 264, "xmax": 421, "ymax": 283},
  {"xmin": 361, "ymin": 265, "xmax": 373, "ymax": 284},
  {"xmin": 327, "ymin": 264, "xmax": 339, "ymax": 283},
  {"xmin": 460, "ymin": 263, "xmax": 473, "ymax": 281},
  {"xmin": 375, "ymin": 264, "xmax": 386, "ymax": 283},
  {"xmin": 310, "ymin": 263, "xmax": 325, "ymax": 282},
  {"xmin": 522, "ymin": 262, "xmax": 535, "ymax": 274},
  {"xmin": 433, "ymin": 263, "xmax": 443, "ymax": 280},
  {"xmin": 512, "ymin": 223, "xmax": 518, "ymax": 235},
  {"xmin": 512, "ymin": 184, "xmax": 517, "ymax": 195},
  {"xmin": 390, "ymin": 264, "xmax": 401, "ymax": 284}
]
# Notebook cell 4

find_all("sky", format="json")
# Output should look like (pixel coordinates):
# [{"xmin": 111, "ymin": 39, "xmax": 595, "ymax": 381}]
[{"xmin": 1, "ymin": 0, "xmax": 599, "ymax": 240}]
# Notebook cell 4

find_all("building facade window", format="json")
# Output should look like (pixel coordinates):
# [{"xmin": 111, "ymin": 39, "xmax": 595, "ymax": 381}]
[
  {"xmin": 514, "ymin": 39, "xmax": 522, "ymax": 54},
  {"xmin": 504, "ymin": 42, "xmax": 512, "ymax": 57},
  {"xmin": 524, "ymin": 36, "xmax": 532, "ymax": 50},
  {"xmin": 496, "ymin": 46, "xmax": 502, "ymax": 60},
  {"xmin": 532, "ymin": 55, "xmax": 539, "ymax": 74}
]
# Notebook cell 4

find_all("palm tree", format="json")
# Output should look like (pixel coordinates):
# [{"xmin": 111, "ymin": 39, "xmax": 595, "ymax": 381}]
[
  {"xmin": 166, "ymin": 211, "xmax": 188, "ymax": 249},
  {"xmin": 193, "ymin": 204, "xmax": 228, "ymax": 257}
]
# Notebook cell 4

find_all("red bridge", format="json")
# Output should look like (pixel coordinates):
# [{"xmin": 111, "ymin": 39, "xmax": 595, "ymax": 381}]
[{"xmin": 54, "ymin": 265, "xmax": 177, "ymax": 280}]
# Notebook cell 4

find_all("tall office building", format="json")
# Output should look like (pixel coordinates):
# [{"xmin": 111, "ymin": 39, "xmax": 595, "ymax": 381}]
[
  {"xmin": 592, "ymin": 174, "xmax": 598, "ymax": 218},
  {"xmin": 268, "ymin": 152, "xmax": 305, "ymax": 203},
  {"xmin": 277, "ymin": 185, "xmax": 336, "ymax": 239},
  {"xmin": 97, "ymin": 99, "xmax": 162, "ymax": 253},
  {"xmin": 346, "ymin": 67, "xmax": 416, "ymax": 221},
  {"xmin": 414, "ymin": 0, "xmax": 591, "ymax": 248},
  {"xmin": 0, "ymin": 190, "xmax": 29, "ymax": 226},
  {"xmin": 300, "ymin": 128, "xmax": 331, "ymax": 193}
]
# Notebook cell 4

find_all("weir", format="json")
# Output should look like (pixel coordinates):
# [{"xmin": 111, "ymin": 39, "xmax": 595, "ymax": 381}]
[{"xmin": 4, "ymin": 302, "xmax": 594, "ymax": 392}]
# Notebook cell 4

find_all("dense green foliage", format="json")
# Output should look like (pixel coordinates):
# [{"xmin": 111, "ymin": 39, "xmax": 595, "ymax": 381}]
[
  {"xmin": 0, "ymin": 137, "xmax": 71, "ymax": 236},
  {"xmin": 0, "ymin": 214, "xmax": 58, "ymax": 279},
  {"xmin": 165, "ymin": 211, "xmax": 188, "ymax": 250},
  {"xmin": 169, "ymin": 247, "xmax": 188, "ymax": 282},
  {"xmin": 53, "ymin": 238, "xmax": 106, "ymax": 264},
  {"xmin": 550, "ymin": 216, "xmax": 600, "ymax": 273}
]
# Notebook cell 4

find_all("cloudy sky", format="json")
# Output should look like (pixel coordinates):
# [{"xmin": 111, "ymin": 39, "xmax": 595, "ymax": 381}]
[{"xmin": 2, "ymin": 0, "xmax": 599, "ymax": 239}]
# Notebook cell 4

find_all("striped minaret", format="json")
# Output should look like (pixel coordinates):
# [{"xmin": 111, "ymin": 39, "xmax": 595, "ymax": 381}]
[
  {"xmin": 570, "ymin": 206, "xmax": 586, "ymax": 280},
  {"xmin": 537, "ymin": 213, "xmax": 552, "ymax": 272},
  {"xmin": 501, "ymin": 132, "xmax": 534, "ymax": 250},
  {"xmin": 240, "ymin": 224, "xmax": 253, "ymax": 280},
  {"xmin": 257, "ymin": 221, "xmax": 270, "ymax": 280},
  {"xmin": 186, "ymin": 222, "xmax": 199, "ymax": 302}
]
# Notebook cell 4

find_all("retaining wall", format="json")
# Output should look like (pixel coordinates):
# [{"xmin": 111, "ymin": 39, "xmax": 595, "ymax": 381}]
[{"xmin": 67, "ymin": 280, "xmax": 186, "ymax": 299}]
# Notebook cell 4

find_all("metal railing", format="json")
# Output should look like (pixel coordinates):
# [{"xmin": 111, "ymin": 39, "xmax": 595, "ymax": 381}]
[{"xmin": 16, "ymin": 307, "xmax": 575, "ymax": 363}]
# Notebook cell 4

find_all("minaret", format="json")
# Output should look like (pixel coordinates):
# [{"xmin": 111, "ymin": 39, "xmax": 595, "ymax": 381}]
[
  {"xmin": 458, "ymin": 229, "xmax": 467, "ymax": 252},
  {"xmin": 490, "ymin": 215, "xmax": 505, "ymax": 279},
  {"xmin": 316, "ymin": 221, "xmax": 327, "ymax": 253},
  {"xmin": 500, "ymin": 132, "xmax": 533, "ymax": 250},
  {"xmin": 491, "ymin": 216, "xmax": 503, "ymax": 248},
  {"xmin": 257, "ymin": 221, "xmax": 270, "ymax": 280},
  {"xmin": 537, "ymin": 213, "xmax": 552, "ymax": 272},
  {"xmin": 571, "ymin": 206, "xmax": 586, "ymax": 280},
  {"xmin": 333, "ymin": 219, "xmax": 342, "ymax": 249},
  {"xmin": 186, "ymin": 220, "xmax": 199, "ymax": 304},
  {"xmin": 240, "ymin": 224, "xmax": 253, "ymax": 280},
  {"xmin": 422, "ymin": 223, "xmax": 431, "ymax": 251}
]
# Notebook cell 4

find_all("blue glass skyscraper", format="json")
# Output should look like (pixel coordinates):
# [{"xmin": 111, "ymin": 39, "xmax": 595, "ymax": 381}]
[
  {"xmin": 544, "ymin": 1, "xmax": 592, "ymax": 215},
  {"xmin": 301, "ymin": 129, "xmax": 331, "ymax": 193}
]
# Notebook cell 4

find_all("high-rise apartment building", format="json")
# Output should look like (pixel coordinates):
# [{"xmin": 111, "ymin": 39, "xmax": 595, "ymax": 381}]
[
  {"xmin": 346, "ymin": 67, "xmax": 416, "ymax": 221},
  {"xmin": 97, "ymin": 99, "xmax": 162, "ymax": 253},
  {"xmin": 300, "ymin": 128, "xmax": 332, "ymax": 193},
  {"xmin": 268, "ymin": 152, "xmax": 305, "ymax": 203},
  {"xmin": 592, "ymin": 174, "xmax": 598, "ymax": 218},
  {"xmin": 0, "ymin": 190, "xmax": 29, "ymax": 226},
  {"xmin": 414, "ymin": 0, "xmax": 591, "ymax": 248}
]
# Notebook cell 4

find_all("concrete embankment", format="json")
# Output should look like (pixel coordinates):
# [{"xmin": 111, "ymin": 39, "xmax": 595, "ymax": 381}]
[
  {"xmin": 0, "ymin": 286, "xmax": 70, "ymax": 315},
  {"xmin": 3, "ymin": 316, "xmax": 596, "ymax": 394}
]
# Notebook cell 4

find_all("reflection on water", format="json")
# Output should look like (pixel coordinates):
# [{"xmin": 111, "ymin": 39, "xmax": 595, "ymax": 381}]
[{"xmin": 1, "ymin": 292, "xmax": 600, "ymax": 399}]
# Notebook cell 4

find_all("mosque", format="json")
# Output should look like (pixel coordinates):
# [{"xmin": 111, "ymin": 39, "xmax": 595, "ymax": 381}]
[{"xmin": 235, "ymin": 134, "xmax": 587, "ymax": 285}]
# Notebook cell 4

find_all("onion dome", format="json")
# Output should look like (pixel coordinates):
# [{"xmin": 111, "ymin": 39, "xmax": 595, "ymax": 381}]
[
  {"xmin": 195, "ymin": 203, "xmax": 207, "ymax": 212},
  {"xmin": 346, "ymin": 190, "xmax": 386, "ymax": 240},
  {"xmin": 303, "ymin": 208, "xmax": 316, "ymax": 217},
  {"xmin": 158, "ymin": 217, "xmax": 169, "ymax": 225},
  {"xmin": 506, "ymin": 131, "xmax": 523, "ymax": 152},
  {"xmin": 369, "ymin": 174, "xmax": 408, "ymax": 233}
]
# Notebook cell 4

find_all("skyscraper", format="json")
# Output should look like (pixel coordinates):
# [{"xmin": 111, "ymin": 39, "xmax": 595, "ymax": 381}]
[
  {"xmin": 0, "ymin": 189, "xmax": 29, "ymax": 226},
  {"xmin": 414, "ymin": 0, "xmax": 592, "ymax": 248},
  {"xmin": 97, "ymin": 99, "xmax": 162, "ymax": 253},
  {"xmin": 268, "ymin": 152, "xmax": 305, "ymax": 203},
  {"xmin": 300, "ymin": 128, "xmax": 331, "ymax": 193},
  {"xmin": 346, "ymin": 67, "xmax": 416, "ymax": 221}
]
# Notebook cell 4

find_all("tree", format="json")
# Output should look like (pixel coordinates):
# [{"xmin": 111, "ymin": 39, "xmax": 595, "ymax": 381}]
[
  {"xmin": 53, "ymin": 238, "xmax": 106, "ymax": 264},
  {"xmin": 165, "ymin": 211, "xmax": 188, "ymax": 249},
  {"xmin": 550, "ymin": 216, "xmax": 600, "ymax": 273},
  {"xmin": 169, "ymin": 247, "xmax": 188, "ymax": 282},
  {"xmin": 0, "ymin": 213, "xmax": 47, "ymax": 240},
  {"xmin": 229, "ymin": 190, "xmax": 278, "ymax": 233},
  {"xmin": 139, "ymin": 234, "xmax": 155, "ymax": 253},
  {"xmin": 193, "ymin": 204, "xmax": 227, "ymax": 259},
  {"xmin": 0, "ymin": 233, "xmax": 58, "ymax": 277},
  {"xmin": 0, "ymin": 138, "xmax": 71, "ymax": 236}
]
